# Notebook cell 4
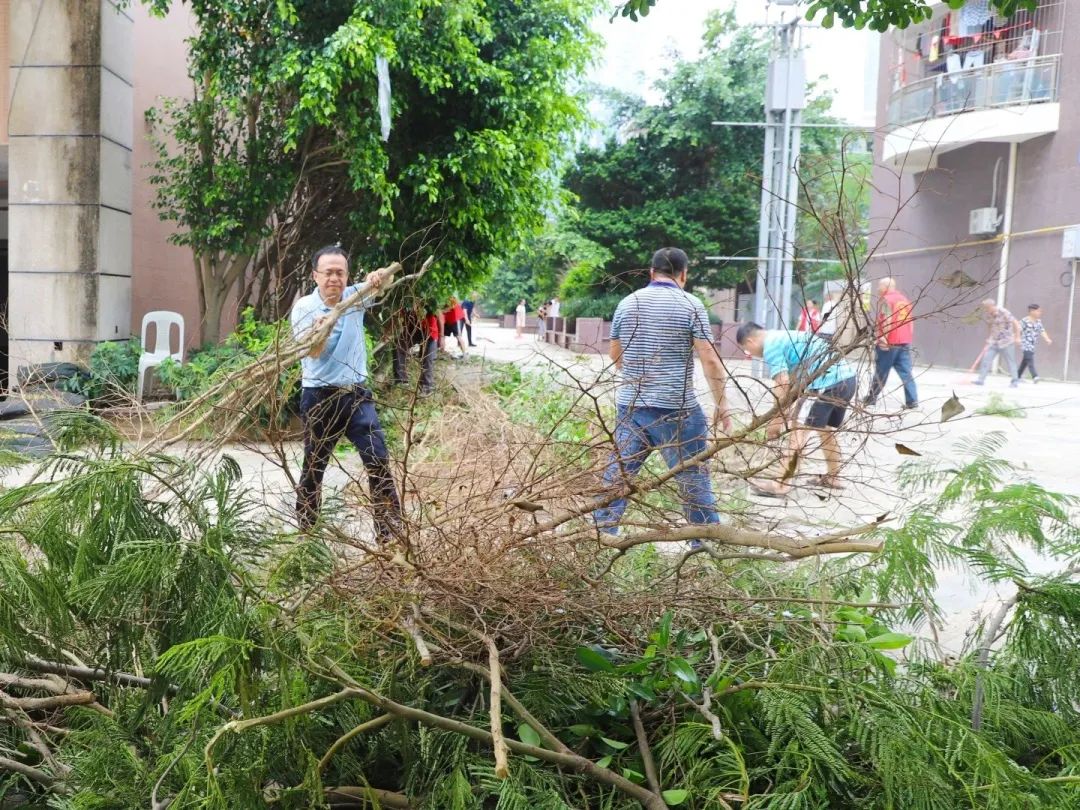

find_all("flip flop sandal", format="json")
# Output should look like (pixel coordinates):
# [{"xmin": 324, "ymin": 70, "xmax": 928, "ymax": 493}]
[
  {"xmin": 811, "ymin": 475, "xmax": 845, "ymax": 490},
  {"xmin": 749, "ymin": 483, "xmax": 787, "ymax": 499}
]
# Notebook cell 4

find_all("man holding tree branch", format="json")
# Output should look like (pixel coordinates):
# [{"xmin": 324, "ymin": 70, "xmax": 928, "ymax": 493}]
[
  {"xmin": 593, "ymin": 247, "xmax": 731, "ymax": 540},
  {"xmin": 291, "ymin": 244, "xmax": 401, "ymax": 538}
]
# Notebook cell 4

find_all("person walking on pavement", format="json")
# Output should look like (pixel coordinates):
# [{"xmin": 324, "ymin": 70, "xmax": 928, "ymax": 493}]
[
  {"xmin": 291, "ymin": 245, "xmax": 402, "ymax": 537},
  {"xmin": 392, "ymin": 306, "xmax": 438, "ymax": 396},
  {"xmin": 549, "ymin": 296, "xmax": 561, "ymax": 319},
  {"xmin": 797, "ymin": 299, "xmax": 821, "ymax": 333},
  {"xmin": 461, "ymin": 293, "xmax": 478, "ymax": 347},
  {"xmin": 864, "ymin": 277, "xmax": 918, "ymax": 409},
  {"xmin": 1017, "ymin": 303, "xmax": 1052, "ymax": 382},
  {"xmin": 736, "ymin": 323, "xmax": 858, "ymax": 496},
  {"xmin": 537, "ymin": 300, "xmax": 549, "ymax": 341},
  {"xmin": 442, "ymin": 296, "xmax": 469, "ymax": 358},
  {"xmin": 592, "ymin": 248, "xmax": 731, "ymax": 540},
  {"xmin": 515, "ymin": 299, "xmax": 527, "ymax": 339},
  {"xmin": 817, "ymin": 290, "xmax": 841, "ymax": 341},
  {"xmin": 975, "ymin": 299, "xmax": 1021, "ymax": 387}
]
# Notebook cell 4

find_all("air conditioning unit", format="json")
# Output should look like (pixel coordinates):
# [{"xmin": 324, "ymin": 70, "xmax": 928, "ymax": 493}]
[
  {"xmin": 1062, "ymin": 226, "xmax": 1080, "ymax": 259},
  {"xmin": 969, "ymin": 207, "xmax": 1000, "ymax": 236}
]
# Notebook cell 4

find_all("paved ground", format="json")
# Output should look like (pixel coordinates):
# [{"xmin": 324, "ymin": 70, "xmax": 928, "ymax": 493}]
[
  {"xmin": 5, "ymin": 319, "xmax": 1072, "ymax": 653},
  {"xmin": 468, "ymin": 320, "xmax": 1080, "ymax": 652}
]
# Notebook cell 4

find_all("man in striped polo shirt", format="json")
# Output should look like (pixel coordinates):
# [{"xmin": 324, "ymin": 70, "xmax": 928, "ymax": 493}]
[{"xmin": 593, "ymin": 248, "xmax": 731, "ymax": 540}]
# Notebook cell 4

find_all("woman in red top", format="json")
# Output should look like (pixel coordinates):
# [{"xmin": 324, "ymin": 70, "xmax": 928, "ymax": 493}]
[
  {"xmin": 797, "ymin": 299, "xmax": 821, "ymax": 332},
  {"xmin": 442, "ymin": 297, "xmax": 469, "ymax": 357}
]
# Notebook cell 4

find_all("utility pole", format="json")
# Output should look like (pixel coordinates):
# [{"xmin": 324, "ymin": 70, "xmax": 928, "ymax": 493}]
[{"xmin": 753, "ymin": 15, "xmax": 806, "ymax": 339}]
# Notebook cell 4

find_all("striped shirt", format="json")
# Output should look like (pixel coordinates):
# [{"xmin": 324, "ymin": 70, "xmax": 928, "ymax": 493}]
[{"xmin": 610, "ymin": 281, "xmax": 711, "ymax": 409}]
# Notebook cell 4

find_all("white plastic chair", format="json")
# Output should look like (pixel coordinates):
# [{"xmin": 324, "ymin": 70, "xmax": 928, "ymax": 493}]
[{"xmin": 137, "ymin": 311, "xmax": 184, "ymax": 401}]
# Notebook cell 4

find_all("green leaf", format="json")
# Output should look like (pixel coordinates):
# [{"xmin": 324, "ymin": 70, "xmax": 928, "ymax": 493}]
[
  {"xmin": 656, "ymin": 610, "xmax": 674, "ymax": 649},
  {"xmin": 667, "ymin": 657, "xmax": 699, "ymax": 687},
  {"xmin": 568, "ymin": 724, "xmax": 597, "ymax": 737},
  {"xmin": 576, "ymin": 646, "xmax": 614, "ymax": 672},
  {"xmin": 597, "ymin": 755, "xmax": 612, "ymax": 768},
  {"xmin": 622, "ymin": 767, "xmax": 645, "ymax": 783},
  {"xmin": 517, "ymin": 724, "xmax": 542, "ymax": 747},
  {"xmin": 865, "ymin": 632, "xmax": 914, "ymax": 650},
  {"xmin": 662, "ymin": 790, "xmax": 690, "ymax": 806},
  {"xmin": 873, "ymin": 650, "xmax": 898, "ymax": 677},
  {"xmin": 835, "ymin": 624, "xmax": 867, "ymax": 643},
  {"xmin": 601, "ymin": 736, "xmax": 630, "ymax": 750},
  {"xmin": 628, "ymin": 682, "xmax": 658, "ymax": 702}
]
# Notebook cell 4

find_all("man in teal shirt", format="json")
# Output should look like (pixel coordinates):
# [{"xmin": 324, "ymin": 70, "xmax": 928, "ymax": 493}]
[{"xmin": 736, "ymin": 323, "xmax": 857, "ymax": 496}]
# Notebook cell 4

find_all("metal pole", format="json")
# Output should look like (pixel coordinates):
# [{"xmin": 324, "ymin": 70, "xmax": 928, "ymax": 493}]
[
  {"xmin": 780, "ymin": 107, "xmax": 802, "ymax": 330},
  {"xmin": 996, "ymin": 142, "xmax": 1018, "ymax": 308},
  {"xmin": 769, "ymin": 38, "xmax": 793, "ymax": 331},
  {"xmin": 1065, "ymin": 258, "xmax": 1076, "ymax": 381},
  {"xmin": 753, "ymin": 113, "xmax": 776, "ymax": 331}
]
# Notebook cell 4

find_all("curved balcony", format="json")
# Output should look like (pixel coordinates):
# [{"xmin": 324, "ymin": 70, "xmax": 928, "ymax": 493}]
[{"xmin": 882, "ymin": 54, "xmax": 1061, "ymax": 171}]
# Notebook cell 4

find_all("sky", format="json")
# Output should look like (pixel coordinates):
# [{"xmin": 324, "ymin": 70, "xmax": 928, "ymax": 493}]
[{"xmin": 590, "ymin": 0, "xmax": 880, "ymax": 126}]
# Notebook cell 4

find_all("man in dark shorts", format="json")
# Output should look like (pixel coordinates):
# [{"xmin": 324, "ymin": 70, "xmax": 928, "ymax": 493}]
[
  {"xmin": 441, "ymin": 297, "xmax": 468, "ymax": 357},
  {"xmin": 736, "ymin": 323, "xmax": 857, "ymax": 496}
]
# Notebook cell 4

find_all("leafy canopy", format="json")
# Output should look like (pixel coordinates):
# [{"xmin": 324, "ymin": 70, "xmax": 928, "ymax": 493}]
[
  {"xmin": 556, "ymin": 12, "xmax": 849, "ymax": 316},
  {"xmin": 614, "ymin": 0, "xmax": 1039, "ymax": 31},
  {"xmin": 144, "ymin": 0, "xmax": 604, "ymax": 332}
]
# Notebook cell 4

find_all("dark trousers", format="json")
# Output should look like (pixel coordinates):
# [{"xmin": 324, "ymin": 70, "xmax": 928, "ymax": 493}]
[
  {"xmin": 393, "ymin": 337, "xmax": 436, "ymax": 392},
  {"xmin": 866, "ymin": 344, "xmax": 918, "ymax": 407},
  {"xmin": 463, "ymin": 321, "xmax": 475, "ymax": 346},
  {"xmin": 1017, "ymin": 350, "xmax": 1038, "ymax": 379},
  {"xmin": 296, "ymin": 386, "xmax": 401, "ymax": 537}
]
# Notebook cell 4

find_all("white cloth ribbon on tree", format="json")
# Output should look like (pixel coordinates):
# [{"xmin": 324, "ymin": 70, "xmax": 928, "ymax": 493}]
[{"xmin": 376, "ymin": 54, "xmax": 391, "ymax": 141}]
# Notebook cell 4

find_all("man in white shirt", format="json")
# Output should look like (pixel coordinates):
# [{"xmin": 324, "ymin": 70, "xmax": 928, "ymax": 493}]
[{"xmin": 290, "ymin": 245, "xmax": 399, "ymax": 537}]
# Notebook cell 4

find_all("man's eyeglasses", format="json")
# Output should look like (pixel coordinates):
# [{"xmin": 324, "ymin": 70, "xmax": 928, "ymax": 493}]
[{"xmin": 316, "ymin": 269, "xmax": 348, "ymax": 279}]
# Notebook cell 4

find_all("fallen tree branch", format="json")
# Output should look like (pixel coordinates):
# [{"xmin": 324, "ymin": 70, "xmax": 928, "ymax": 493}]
[
  {"xmin": 0, "ymin": 754, "xmax": 60, "ymax": 789},
  {"xmin": 453, "ymin": 661, "xmax": 572, "ymax": 755},
  {"xmin": 6, "ymin": 657, "xmax": 238, "ymax": 718},
  {"xmin": 0, "ymin": 690, "xmax": 95, "ymax": 711},
  {"xmin": 481, "ymin": 632, "xmax": 510, "ymax": 779},
  {"xmin": 400, "ymin": 617, "xmax": 433, "ymax": 666},
  {"xmin": 603, "ymin": 522, "xmax": 883, "ymax": 559},
  {"xmin": 205, "ymin": 688, "xmax": 360, "ymax": 768},
  {"xmin": 318, "ymin": 713, "xmax": 394, "ymax": 774},
  {"xmin": 325, "ymin": 786, "xmax": 415, "ymax": 808},
  {"xmin": 629, "ymin": 699, "xmax": 664, "ymax": 803},
  {"xmin": 289, "ymin": 621, "xmax": 671, "ymax": 810}
]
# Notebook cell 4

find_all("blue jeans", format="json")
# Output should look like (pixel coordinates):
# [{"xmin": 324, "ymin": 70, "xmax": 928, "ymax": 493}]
[
  {"xmin": 867, "ymin": 345, "xmax": 918, "ymax": 407},
  {"xmin": 976, "ymin": 344, "xmax": 1019, "ymax": 383},
  {"xmin": 593, "ymin": 404, "xmax": 720, "ymax": 533}
]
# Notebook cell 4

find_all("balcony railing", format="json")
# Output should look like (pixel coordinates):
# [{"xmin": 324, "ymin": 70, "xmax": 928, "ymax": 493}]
[{"xmin": 887, "ymin": 54, "xmax": 1060, "ymax": 128}]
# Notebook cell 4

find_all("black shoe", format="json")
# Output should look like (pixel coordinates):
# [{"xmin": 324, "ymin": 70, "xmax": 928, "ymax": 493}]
[{"xmin": 902, "ymin": 402, "xmax": 919, "ymax": 410}]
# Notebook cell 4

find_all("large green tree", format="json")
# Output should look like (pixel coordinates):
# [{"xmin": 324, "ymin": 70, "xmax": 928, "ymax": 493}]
[
  {"xmin": 556, "ymin": 12, "xmax": 845, "ymax": 317},
  {"xmin": 145, "ymin": 0, "xmax": 602, "ymax": 343},
  {"xmin": 615, "ymin": 0, "xmax": 1037, "ymax": 31}
]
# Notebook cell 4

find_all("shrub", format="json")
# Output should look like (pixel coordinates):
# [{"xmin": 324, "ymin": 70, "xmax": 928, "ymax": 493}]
[
  {"xmin": 63, "ymin": 339, "xmax": 142, "ymax": 403},
  {"xmin": 157, "ymin": 308, "xmax": 301, "ymax": 427}
]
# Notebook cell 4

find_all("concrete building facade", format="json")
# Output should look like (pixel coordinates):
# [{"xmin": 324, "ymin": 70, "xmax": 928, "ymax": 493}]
[
  {"xmin": 1, "ymin": 0, "xmax": 201, "ymax": 388},
  {"xmin": 869, "ymin": 0, "xmax": 1080, "ymax": 378}
]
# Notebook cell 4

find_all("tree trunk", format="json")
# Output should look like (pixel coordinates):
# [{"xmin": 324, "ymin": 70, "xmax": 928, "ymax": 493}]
[{"xmin": 202, "ymin": 280, "xmax": 228, "ymax": 346}]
